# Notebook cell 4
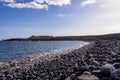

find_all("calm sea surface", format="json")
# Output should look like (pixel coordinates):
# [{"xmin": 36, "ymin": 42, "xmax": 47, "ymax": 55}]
[{"xmin": 0, "ymin": 41, "xmax": 89, "ymax": 62}]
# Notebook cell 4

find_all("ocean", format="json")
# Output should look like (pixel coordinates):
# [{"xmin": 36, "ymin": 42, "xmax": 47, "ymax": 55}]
[{"xmin": 0, "ymin": 41, "xmax": 89, "ymax": 62}]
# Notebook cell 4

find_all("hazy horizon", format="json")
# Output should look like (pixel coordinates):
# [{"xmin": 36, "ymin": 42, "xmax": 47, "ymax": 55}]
[{"xmin": 0, "ymin": 0, "xmax": 120, "ymax": 40}]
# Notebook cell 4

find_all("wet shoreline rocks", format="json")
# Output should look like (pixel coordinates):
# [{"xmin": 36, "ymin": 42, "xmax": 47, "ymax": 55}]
[{"xmin": 0, "ymin": 40, "xmax": 120, "ymax": 80}]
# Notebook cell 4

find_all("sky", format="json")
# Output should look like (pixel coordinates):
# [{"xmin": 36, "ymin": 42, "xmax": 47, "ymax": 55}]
[{"xmin": 0, "ymin": 0, "xmax": 120, "ymax": 40}]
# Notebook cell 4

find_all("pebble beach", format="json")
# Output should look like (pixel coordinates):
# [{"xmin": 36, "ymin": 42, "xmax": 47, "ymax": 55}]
[{"xmin": 0, "ymin": 40, "xmax": 120, "ymax": 80}]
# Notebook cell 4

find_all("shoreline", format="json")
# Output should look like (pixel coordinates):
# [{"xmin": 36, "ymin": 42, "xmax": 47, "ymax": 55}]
[
  {"xmin": 0, "ymin": 41, "xmax": 90, "ymax": 72},
  {"xmin": 0, "ymin": 40, "xmax": 120, "ymax": 80}
]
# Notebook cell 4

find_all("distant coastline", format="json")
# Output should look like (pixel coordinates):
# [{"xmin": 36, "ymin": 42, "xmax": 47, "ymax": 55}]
[{"xmin": 4, "ymin": 33, "xmax": 120, "ymax": 41}]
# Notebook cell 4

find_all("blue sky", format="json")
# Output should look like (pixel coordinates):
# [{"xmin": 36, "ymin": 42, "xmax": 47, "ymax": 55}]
[{"xmin": 0, "ymin": 0, "xmax": 120, "ymax": 39}]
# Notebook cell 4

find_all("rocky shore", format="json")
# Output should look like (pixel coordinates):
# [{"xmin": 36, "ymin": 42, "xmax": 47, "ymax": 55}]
[{"xmin": 0, "ymin": 40, "xmax": 120, "ymax": 80}]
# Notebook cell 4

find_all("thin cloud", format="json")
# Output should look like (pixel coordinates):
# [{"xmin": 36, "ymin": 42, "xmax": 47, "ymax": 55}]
[
  {"xmin": 79, "ymin": 0, "xmax": 120, "ymax": 34},
  {"xmin": 80, "ymin": 0, "xmax": 96, "ymax": 7},
  {"xmin": 56, "ymin": 13, "xmax": 66, "ymax": 17}
]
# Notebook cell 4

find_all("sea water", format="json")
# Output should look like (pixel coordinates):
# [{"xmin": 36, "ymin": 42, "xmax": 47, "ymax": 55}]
[{"xmin": 0, "ymin": 41, "xmax": 89, "ymax": 62}]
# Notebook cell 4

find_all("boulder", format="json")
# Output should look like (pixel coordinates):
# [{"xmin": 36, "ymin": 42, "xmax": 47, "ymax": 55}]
[
  {"xmin": 78, "ymin": 75, "xmax": 99, "ymax": 80},
  {"xmin": 82, "ymin": 71, "xmax": 91, "ymax": 75},
  {"xmin": 70, "ymin": 74, "xmax": 77, "ymax": 80},
  {"xmin": 100, "ymin": 64, "xmax": 115, "ymax": 77},
  {"xmin": 110, "ymin": 69, "xmax": 120, "ymax": 80},
  {"xmin": 92, "ymin": 70, "xmax": 101, "ymax": 77},
  {"xmin": 79, "ymin": 65, "xmax": 89, "ymax": 75}
]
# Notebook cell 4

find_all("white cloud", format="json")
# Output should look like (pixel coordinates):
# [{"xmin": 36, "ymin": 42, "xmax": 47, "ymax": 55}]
[
  {"xmin": 34, "ymin": 0, "xmax": 45, "ymax": 3},
  {"xmin": 3, "ymin": 0, "xmax": 71, "ymax": 9},
  {"xmin": 34, "ymin": 0, "xmax": 71, "ymax": 6},
  {"xmin": 48, "ymin": 0, "xmax": 71, "ymax": 6},
  {"xmin": 81, "ymin": 0, "xmax": 96, "ymax": 7},
  {"xmin": 56, "ymin": 13, "xmax": 66, "ymax": 17},
  {"xmin": 0, "ymin": 0, "xmax": 15, "ymax": 2},
  {"xmin": 4, "ymin": 2, "xmax": 48, "ymax": 10}
]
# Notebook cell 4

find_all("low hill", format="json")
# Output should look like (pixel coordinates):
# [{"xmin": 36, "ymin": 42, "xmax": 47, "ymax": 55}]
[{"xmin": 4, "ymin": 33, "xmax": 120, "ymax": 41}]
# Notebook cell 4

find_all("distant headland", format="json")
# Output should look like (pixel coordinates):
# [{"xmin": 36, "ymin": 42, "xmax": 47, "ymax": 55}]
[{"xmin": 4, "ymin": 33, "xmax": 120, "ymax": 41}]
